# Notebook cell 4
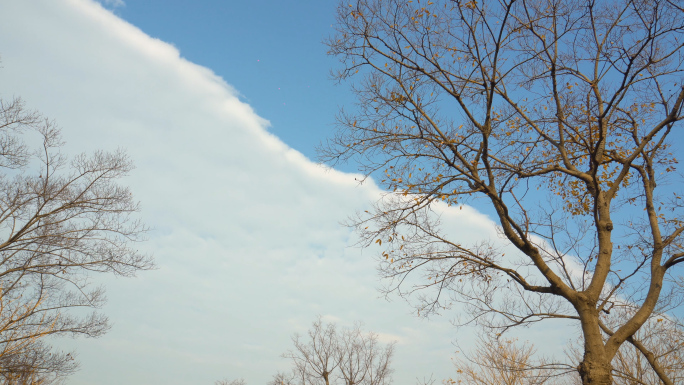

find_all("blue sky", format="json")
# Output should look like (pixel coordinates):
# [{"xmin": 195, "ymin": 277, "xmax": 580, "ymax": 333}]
[
  {"xmin": 111, "ymin": 0, "xmax": 353, "ymax": 166},
  {"xmin": 0, "ymin": 1, "xmax": 570, "ymax": 384}
]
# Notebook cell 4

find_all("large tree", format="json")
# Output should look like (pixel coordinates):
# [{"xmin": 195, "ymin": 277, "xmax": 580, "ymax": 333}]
[
  {"xmin": 322, "ymin": 0, "xmax": 684, "ymax": 383},
  {"xmin": 0, "ymin": 96, "xmax": 153, "ymax": 382}
]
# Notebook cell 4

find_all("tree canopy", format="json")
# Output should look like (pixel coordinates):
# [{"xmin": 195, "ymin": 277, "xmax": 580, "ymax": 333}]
[{"xmin": 323, "ymin": 0, "xmax": 684, "ymax": 383}]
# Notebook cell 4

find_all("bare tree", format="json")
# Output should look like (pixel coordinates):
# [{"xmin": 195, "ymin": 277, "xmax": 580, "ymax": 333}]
[
  {"xmin": 281, "ymin": 318, "xmax": 395, "ymax": 385},
  {"xmin": 0, "ymin": 96, "xmax": 153, "ymax": 380},
  {"xmin": 270, "ymin": 372, "xmax": 300, "ymax": 385},
  {"xmin": 215, "ymin": 379, "xmax": 246, "ymax": 385},
  {"xmin": 337, "ymin": 325, "xmax": 394, "ymax": 385},
  {"xmin": 323, "ymin": 0, "xmax": 684, "ymax": 384},
  {"xmin": 451, "ymin": 334, "xmax": 576, "ymax": 385},
  {"xmin": 285, "ymin": 318, "xmax": 340, "ymax": 385}
]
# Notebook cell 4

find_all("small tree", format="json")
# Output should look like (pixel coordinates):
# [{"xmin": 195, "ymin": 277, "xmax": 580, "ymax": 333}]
[
  {"xmin": 0, "ymin": 95, "xmax": 153, "ymax": 381},
  {"xmin": 452, "ymin": 334, "xmax": 571, "ymax": 385},
  {"xmin": 280, "ymin": 318, "xmax": 395, "ymax": 385},
  {"xmin": 323, "ymin": 0, "xmax": 684, "ymax": 384},
  {"xmin": 270, "ymin": 372, "xmax": 299, "ymax": 385},
  {"xmin": 215, "ymin": 379, "xmax": 246, "ymax": 385},
  {"xmin": 337, "ymin": 325, "xmax": 394, "ymax": 385}
]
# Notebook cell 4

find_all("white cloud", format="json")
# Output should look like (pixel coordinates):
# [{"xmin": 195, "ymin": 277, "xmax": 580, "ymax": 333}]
[
  {"xmin": 375, "ymin": 332, "xmax": 405, "ymax": 345},
  {"xmin": 0, "ymin": 1, "xmax": 568, "ymax": 384}
]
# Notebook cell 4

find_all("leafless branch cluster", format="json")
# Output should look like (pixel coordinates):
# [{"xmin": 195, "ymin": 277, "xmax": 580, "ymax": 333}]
[
  {"xmin": 215, "ymin": 378, "xmax": 247, "ymax": 385},
  {"xmin": 274, "ymin": 318, "xmax": 395, "ymax": 385},
  {"xmin": 323, "ymin": 0, "xmax": 684, "ymax": 383},
  {"xmin": 0, "ymin": 96, "xmax": 153, "ymax": 381},
  {"xmin": 452, "ymin": 333, "xmax": 574, "ymax": 385}
]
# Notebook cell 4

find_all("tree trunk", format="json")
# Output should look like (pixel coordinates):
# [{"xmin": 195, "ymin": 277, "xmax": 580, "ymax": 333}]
[
  {"xmin": 578, "ymin": 354, "xmax": 613, "ymax": 385},
  {"xmin": 576, "ymin": 301, "xmax": 614, "ymax": 385}
]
